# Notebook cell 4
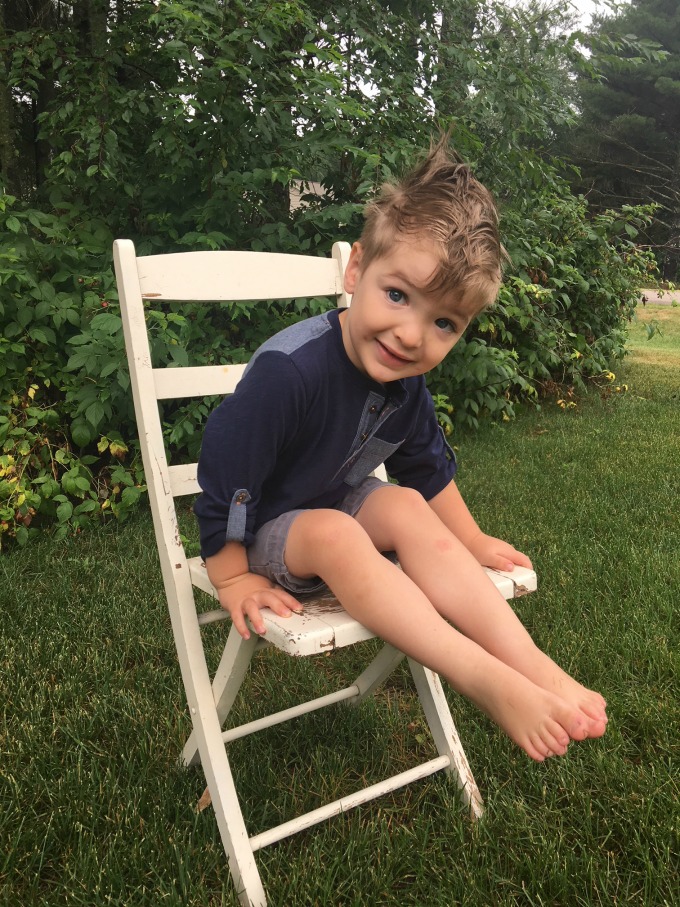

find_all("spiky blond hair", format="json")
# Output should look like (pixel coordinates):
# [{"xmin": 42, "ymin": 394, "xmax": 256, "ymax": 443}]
[{"xmin": 359, "ymin": 137, "xmax": 504, "ymax": 311}]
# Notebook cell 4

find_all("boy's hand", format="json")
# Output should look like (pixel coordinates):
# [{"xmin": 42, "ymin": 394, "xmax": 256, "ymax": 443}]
[
  {"xmin": 467, "ymin": 532, "xmax": 533, "ymax": 573},
  {"xmin": 215, "ymin": 573, "xmax": 303, "ymax": 640}
]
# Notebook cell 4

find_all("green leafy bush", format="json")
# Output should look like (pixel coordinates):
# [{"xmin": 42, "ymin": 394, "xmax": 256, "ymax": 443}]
[
  {"xmin": 0, "ymin": 186, "xmax": 653, "ymax": 547},
  {"xmin": 0, "ymin": 194, "xmax": 143, "ymax": 545},
  {"xmin": 428, "ymin": 194, "xmax": 655, "ymax": 428},
  {"xmin": 0, "ymin": 194, "xmax": 337, "ymax": 547},
  {"xmin": 0, "ymin": 1, "xmax": 658, "ymax": 545}
]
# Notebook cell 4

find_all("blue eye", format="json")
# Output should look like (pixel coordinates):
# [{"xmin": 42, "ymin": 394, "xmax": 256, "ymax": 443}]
[
  {"xmin": 435, "ymin": 318, "xmax": 455, "ymax": 333},
  {"xmin": 387, "ymin": 289, "xmax": 405, "ymax": 303}
]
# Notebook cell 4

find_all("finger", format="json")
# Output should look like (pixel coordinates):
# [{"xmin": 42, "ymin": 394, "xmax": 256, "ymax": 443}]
[
  {"xmin": 264, "ymin": 596, "xmax": 298, "ymax": 619},
  {"xmin": 265, "ymin": 587, "xmax": 304, "ymax": 614},
  {"xmin": 243, "ymin": 599, "xmax": 267, "ymax": 636},
  {"xmin": 497, "ymin": 549, "xmax": 532, "ymax": 571},
  {"xmin": 511, "ymin": 550, "xmax": 533, "ymax": 569},
  {"xmin": 279, "ymin": 590, "xmax": 304, "ymax": 613},
  {"xmin": 262, "ymin": 588, "xmax": 305, "ymax": 618},
  {"xmin": 229, "ymin": 607, "xmax": 251, "ymax": 640},
  {"xmin": 488, "ymin": 554, "xmax": 518, "ymax": 572}
]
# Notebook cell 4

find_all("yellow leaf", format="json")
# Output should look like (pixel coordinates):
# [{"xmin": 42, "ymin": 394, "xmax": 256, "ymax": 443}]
[{"xmin": 109, "ymin": 440, "xmax": 129, "ymax": 460}]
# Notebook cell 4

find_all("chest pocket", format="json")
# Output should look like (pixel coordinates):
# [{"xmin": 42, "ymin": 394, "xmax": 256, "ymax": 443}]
[{"xmin": 343, "ymin": 437, "xmax": 403, "ymax": 487}]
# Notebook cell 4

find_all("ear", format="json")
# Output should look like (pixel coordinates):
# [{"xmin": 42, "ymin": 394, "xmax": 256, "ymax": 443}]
[{"xmin": 343, "ymin": 242, "xmax": 364, "ymax": 294}]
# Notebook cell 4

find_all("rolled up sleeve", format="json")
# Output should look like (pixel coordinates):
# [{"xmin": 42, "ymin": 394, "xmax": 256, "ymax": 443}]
[{"xmin": 194, "ymin": 353, "xmax": 307, "ymax": 558}]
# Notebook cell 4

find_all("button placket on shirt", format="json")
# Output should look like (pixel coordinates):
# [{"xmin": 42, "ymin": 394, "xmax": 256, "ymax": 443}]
[{"xmin": 351, "ymin": 394, "xmax": 398, "ymax": 460}]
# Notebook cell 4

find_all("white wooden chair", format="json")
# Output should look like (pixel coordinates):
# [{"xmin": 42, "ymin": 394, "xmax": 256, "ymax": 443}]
[{"xmin": 113, "ymin": 238, "xmax": 537, "ymax": 907}]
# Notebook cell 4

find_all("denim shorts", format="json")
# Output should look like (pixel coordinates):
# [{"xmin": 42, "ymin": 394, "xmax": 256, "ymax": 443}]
[{"xmin": 247, "ymin": 476, "xmax": 388, "ymax": 594}]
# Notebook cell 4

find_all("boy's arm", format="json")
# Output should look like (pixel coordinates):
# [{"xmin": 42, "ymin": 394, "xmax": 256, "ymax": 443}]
[
  {"xmin": 206, "ymin": 541, "xmax": 302, "ymax": 640},
  {"xmin": 428, "ymin": 481, "xmax": 532, "ymax": 571}
]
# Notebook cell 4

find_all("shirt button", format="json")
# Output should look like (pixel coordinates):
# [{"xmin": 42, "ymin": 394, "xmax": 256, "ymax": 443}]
[
  {"xmin": 369, "ymin": 405, "xmax": 378, "ymax": 413},
  {"xmin": 235, "ymin": 492, "xmax": 248, "ymax": 504}
]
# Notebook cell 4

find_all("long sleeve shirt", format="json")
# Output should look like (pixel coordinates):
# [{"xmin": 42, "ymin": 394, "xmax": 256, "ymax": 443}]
[{"xmin": 195, "ymin": 308, "xmax": 457, "ymax": 559}]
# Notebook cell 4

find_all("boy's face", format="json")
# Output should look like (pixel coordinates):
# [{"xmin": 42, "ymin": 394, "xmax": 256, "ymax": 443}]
[{"xmin": 339, "ymin": 238, "xmax": 483, "ymax": 383}]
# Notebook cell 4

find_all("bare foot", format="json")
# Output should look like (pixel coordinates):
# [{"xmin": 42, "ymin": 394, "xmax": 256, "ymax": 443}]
[
  {"xmin": 516, "ymin": 652, "xmax": 608, "ymax": 738},
  {"xmin": 472, "ymin": 665, "xmax": 592, "ymax": 762}
]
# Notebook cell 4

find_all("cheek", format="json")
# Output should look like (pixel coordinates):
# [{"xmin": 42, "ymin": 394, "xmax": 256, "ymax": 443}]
[{"xmin": 428, "ymin": 335, "xmax": 459, "ymax": 364}]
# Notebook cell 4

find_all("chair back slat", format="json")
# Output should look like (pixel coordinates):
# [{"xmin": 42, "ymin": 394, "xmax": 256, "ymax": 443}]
[
  {"xmin": 136, "ymin": 250, "xmax": 344, "ymax": 301},
  {"xmin": 168, "ymin": 464, "xmax": 200, "ymax": 497},
  {"xmin": 153, "ymin": 364, "xmax": 247, "ymax": 400}
]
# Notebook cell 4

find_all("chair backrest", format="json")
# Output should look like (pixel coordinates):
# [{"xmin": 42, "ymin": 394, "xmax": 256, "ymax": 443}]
[{"xmin": 113, "ymin": 240, "xmax": 352, "ymax": 593}]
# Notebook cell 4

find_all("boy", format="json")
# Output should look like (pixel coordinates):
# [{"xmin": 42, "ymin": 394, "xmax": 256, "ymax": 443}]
[{"xmin": 195, "ymin": 142, "xmax": 608, "ymax": 762}]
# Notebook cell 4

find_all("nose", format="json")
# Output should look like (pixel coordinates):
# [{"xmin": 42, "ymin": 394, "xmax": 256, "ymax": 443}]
[{"xmin": 393, "ymin": 316, "xmax": 422, "ymax": 350}]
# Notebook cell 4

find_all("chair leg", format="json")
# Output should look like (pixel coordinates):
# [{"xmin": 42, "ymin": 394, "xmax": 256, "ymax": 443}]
[
  {"xmin": 183, "ymin": 627, "xmax": 259, "ymax": 767},
  {"xmin": 349, "ymin": 642, "xmax": 406, "ymax": 704},
  {"xmin": 407, "ymin": 659, "xmax": 484, "ymax": 819},
  {"xmin": 172, "ymin": 613, "xmax": 267, "ymax": 903},
  {"xmin": 203, "ymin": 743, "xmax": 268, "ymax": 907}
]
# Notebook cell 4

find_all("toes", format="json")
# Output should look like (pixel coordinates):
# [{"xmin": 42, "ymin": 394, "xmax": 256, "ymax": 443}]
[
  {"xmin": 565, "ymin": 713, "xmax": 589, "ymax": 741},
  {"xmin": 543, "ymin": 722, "xmax": 570, "ymax": 756},
  {"xmin": 527, "ymin": 725, "xmax": 568, "ymax": 761},
  {"xmin": 586, "ymin": 717, "xmax": 608, "ymax": 739},
  {"xmin": 580, "ymin": 700, "xmax": 608, "ymax": 723},
  {"xmin": 525, "ymin": 739, "xmax": 547, "ymax": 762}
]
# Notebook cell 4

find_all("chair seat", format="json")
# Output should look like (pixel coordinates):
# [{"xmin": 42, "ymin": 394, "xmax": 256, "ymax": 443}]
[{"xmin": 188, "ymin": 556, "xmax": 537, "ymax": 656}]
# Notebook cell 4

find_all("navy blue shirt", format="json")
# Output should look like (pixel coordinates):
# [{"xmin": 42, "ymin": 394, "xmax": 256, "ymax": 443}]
[{"xmin": 195, "ymin": 309, "xmax": 457, "ymax": 559}]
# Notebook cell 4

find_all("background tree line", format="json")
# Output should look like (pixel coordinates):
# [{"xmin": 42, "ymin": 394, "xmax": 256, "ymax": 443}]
[
  {"xmin": 0, "ymin": 0, "xmax": 671, "ymax": 545},
  {"xmin": 562, "ymin": 0, "xmax": 680, "ymax": 282}
]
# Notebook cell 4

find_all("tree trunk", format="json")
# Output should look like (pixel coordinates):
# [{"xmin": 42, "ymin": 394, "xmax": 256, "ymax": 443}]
[
  {"xmin": 0, "ymin": 1, "xmax": 20, "ymax": 194},
  {"xmin": 33, "ymin": 0, "xmax": 59, "ymax": 190}
]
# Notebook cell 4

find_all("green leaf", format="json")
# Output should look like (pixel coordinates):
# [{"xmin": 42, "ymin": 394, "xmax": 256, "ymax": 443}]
[
  {"xmin": 74, "ymin": 499, "xmax": 98, "ymax": 515},
  {"xmin": 121, "ymin": 485, "xmax": 142, "ymax": 507},
  {"xmin": 56, "ymin": 501, "xmax": 73, "ymax": 523},
  {"xmin": 15, "ymin": 525, "xmax": 29, "ymax": 546},
  {"xmin": 28, "ymin": 327, "xmax": 56, "ymax": 345},
  {"xmin": 71, "ymin": 420, "xmax": 94, "ymax": 447},
  {"xmin": 85, "ymin": 401, "xmax": 105, "ymax": 429}
]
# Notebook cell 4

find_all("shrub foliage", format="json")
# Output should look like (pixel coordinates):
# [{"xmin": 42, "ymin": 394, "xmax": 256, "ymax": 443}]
[{"xmin": 0, "ymin": 0, "xmax": 654, "ymax": 546}]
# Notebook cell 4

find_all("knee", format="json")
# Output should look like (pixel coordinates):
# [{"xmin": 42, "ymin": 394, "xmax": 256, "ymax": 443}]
[
  {"xmin": 295, "ymin": 508, "xmax": 369, "ymax": 554},
  {"xmin": 383, "ymin": 485, "xmax": 430, "ymax": 520},
  {"xmin": 373, "ymin": 485, "xmax": 447, "ymax": 550}
]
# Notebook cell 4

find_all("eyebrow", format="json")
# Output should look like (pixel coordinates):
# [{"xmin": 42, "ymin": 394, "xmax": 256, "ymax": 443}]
[{"xmin": 384, "ymin": 268, "xmax": 433, "ymax": 290}]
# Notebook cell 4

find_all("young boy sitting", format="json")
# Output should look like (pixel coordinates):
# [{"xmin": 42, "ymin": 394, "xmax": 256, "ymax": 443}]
[{"xmin": 195, "ymin": 141, "xmax": 608, "ymax": 763}]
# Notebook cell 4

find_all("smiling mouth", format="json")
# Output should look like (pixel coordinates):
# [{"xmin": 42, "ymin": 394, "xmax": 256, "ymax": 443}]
[{"xmin": 376, "ymin": 340, "xmax": 412, "ymax": 365}]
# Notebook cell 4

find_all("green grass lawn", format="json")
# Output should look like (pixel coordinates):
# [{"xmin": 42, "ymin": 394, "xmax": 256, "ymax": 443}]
[{"xmin": 2, "ymin": 306, "xmax": 678, "ymax": 906}]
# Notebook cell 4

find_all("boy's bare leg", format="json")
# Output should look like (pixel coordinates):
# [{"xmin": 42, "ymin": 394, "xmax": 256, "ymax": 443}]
[
  {"xmin": 354, "ymin": 486, "xmax": 607, "ymax": 732},
  {"xmin": 284, "ymin": 507, "xmax": 604, "ymax": 762}
]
